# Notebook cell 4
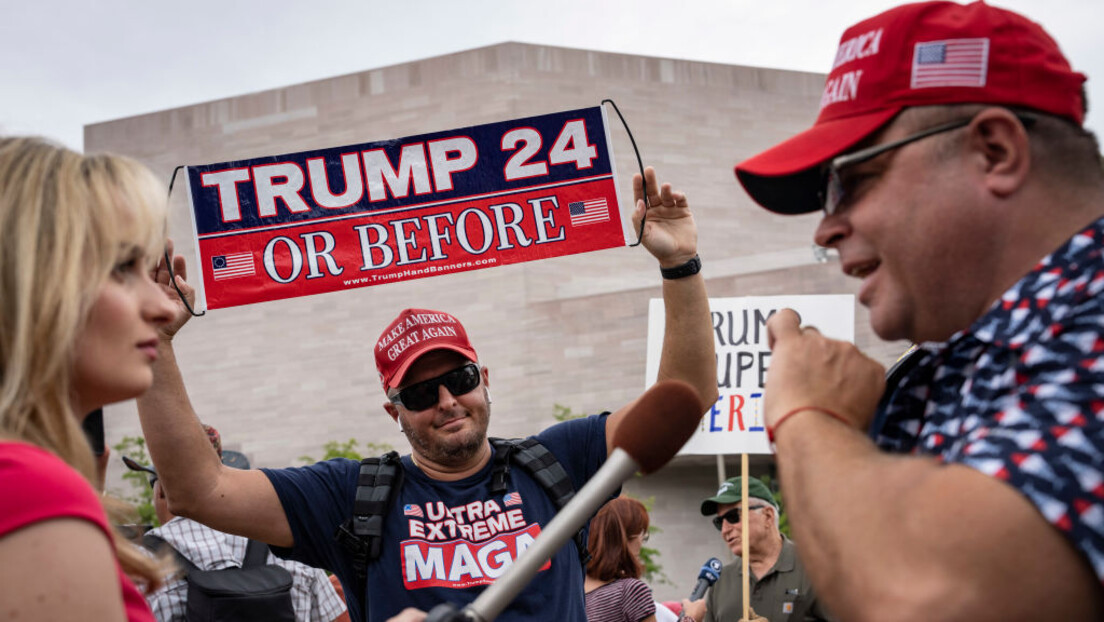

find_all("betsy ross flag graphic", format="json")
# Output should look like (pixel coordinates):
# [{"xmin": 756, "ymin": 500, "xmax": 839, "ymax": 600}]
[
  {"xmin": 911, "ymin": 38, "xmax": 989, "ymax": 89},
  {"xmin": 503, "ymin": 492, "xmax": 523, "ymax": 507},
  {"xmin": 404, "ymin": 504, "xmax": 424, "ymax": 518},
  {"xmin": 211, "ymin": 252, "xmax": 255, "ymax": 281},
  {"xmin": 568, "ymin": 198, "xmax": 609, "ymax": 226}
]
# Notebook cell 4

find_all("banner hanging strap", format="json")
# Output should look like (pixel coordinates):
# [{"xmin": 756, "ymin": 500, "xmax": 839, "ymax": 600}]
[
  {"xmin": 165, "ymin": 165, "xmax": 205, "ymax": 317},
  {"xmin": 601, "ymin": 99, "xmax": 646, "ymax": 247}
]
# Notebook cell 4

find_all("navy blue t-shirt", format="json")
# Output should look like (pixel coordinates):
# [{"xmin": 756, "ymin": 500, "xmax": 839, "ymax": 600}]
[{"xmin": 263, "ymin": 414, "xmax": 609, "ymax": 622}]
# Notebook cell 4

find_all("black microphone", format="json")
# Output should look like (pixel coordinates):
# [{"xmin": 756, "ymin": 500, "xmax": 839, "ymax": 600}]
[
  {"xmin": 688, "ymin": 557, "xmax": 723, "ymax": 601},
  {"xmin": 447, "ymin": 379, "xmax": 705, "ymax": 622}
]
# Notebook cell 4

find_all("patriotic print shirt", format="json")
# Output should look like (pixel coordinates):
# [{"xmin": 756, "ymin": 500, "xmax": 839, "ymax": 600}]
[{"xmin": 874, "ymin": 216, "xmax": 1104, "ymax": 582}]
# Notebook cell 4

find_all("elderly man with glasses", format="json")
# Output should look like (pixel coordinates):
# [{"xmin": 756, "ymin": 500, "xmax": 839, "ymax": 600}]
[
  {"xmin": 736, "ymin": 2, "xmax": 1104, "ymax": 620},
  {"xmin": 681, "ymin": 477, "xmax": 830, "ymax": 622}
]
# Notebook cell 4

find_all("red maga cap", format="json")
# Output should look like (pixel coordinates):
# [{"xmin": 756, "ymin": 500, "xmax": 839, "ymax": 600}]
[
  {"xmin": 375, "ymin": 308, "xmax": 478, "ymax": 391},
  {"xmin": 735, "ymin": 1, "xmax": 1086, "ymax": 215}
]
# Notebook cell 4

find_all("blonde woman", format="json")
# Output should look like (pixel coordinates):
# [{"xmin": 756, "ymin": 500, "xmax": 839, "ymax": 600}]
[{"xmin": 0, "ymin": 136, "xmax": 176, "ymax": 620}]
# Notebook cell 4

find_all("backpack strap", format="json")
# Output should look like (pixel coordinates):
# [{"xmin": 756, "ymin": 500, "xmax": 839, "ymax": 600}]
[
  {"xmin": 143, "ymin": 532, "xmax": 199, "ymax": 575},
  {"xmin": 488, "ymin": 438, "xmax": 514, "ymax": 496},
  {"xmin": 334, "ymin": 451, "xmax": 404, "ymax": 588},
  {"xmin": 242, "ymin": 539, "xmax": 271, "ymax": 568},
  {"xmin": 490, "ymin": 438, "xmax": 576, "ymax": 506},
  {"xmin": 148, "ymin": 531, "xmax": 271, "ymax": 571},
  {"xmin": 488, "ymin": 437, "xmax": 589, "ymax": 566}
]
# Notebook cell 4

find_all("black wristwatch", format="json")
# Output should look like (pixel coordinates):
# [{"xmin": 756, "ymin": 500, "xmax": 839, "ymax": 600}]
[{"xmin": 660, "ymin": 255, "xmax": 702, "ymax": 280}]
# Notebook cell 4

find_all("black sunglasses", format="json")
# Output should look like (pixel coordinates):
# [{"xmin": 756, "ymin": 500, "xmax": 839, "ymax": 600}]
[
  {"xmin": 712, "ymin": 505, "xmax": 767, "ymax": 530},
  {"xmin": 122, "ymin": 455, "xmax": 158, "ymax": 489},
  {"xmin": 389, "ymin": 363, "xmax": 482, "ymax": 411}
]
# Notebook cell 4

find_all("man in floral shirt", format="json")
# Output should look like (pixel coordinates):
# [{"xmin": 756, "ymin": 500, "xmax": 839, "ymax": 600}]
[{"xmin": 733, "ymin": 2, "xmax": 1103, "ymax": 620}]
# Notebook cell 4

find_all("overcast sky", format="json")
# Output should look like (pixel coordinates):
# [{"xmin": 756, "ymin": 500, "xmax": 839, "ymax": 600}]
[{"xmin": 2, "ymin": 0, "xmax": 1101, "ymax": 152}]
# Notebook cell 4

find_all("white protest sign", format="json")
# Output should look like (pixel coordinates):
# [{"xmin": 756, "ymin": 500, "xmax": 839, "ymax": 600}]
[{"xmin": 646, "ymin": 295, "xmax": 854, "ymax": 455}]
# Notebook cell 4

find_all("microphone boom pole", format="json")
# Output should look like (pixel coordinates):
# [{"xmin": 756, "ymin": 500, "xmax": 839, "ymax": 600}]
[{"xmin": 465, "ymin": 448, "xmax": 641, "ymax": 622}]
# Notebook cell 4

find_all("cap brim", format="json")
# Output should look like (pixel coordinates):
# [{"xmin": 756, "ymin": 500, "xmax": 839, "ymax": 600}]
[
  {"xmin": 700, "ymin": 493, "xmax": 740, "ymax": 516},
  {"xmin": 735, "ymin": 109, "xmax": 899, "ymax": 215},
  {"xmin": 387, "ymin": 344, "xmax": 480, "ymax": 390}
]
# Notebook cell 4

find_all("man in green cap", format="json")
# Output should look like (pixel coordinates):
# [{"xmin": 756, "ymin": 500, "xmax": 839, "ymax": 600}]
[{"xmin": 680, "ymin": 477, "xmax": 830, "ymax": 622}]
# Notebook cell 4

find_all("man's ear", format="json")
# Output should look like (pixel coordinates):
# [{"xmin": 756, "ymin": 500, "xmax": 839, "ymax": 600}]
[
  {"xmin": 481, "ymin": 366, "xmax": 492, "ymax": 404},
  {"xmin": 968, "ymin": 107, "xmax": 1031, "ymax": 198},
  {"xmin": 761, "ymin": 504, "xmax": 777, "ymax": 523},
  {"xmin": 384, "ymin": 402, "xmax": 398, "ymax": 420}
]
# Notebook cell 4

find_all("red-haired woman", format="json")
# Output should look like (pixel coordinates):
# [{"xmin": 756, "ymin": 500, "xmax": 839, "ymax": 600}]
[{"xmin": 584, "ymin": 496, "xmax": 658, "ymax": 622}]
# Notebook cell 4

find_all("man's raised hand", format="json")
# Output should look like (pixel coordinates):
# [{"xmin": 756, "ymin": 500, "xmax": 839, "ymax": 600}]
[
  {"xmin": 632, "ymin": 166, "xmax": 697, "ymax": 268},
  {"xmin": 152, "ymin": 238, "xmax": 196, "ymax": 339}
]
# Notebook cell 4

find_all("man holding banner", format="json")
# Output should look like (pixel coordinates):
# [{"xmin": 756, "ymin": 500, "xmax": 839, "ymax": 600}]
[
  {"xmin": 136, "ymin": 166, "xmax": 717, "ymax": 622},
  {"xmin": 735, "ymin": 2, "xmax": 1104, "ymax": 620}
]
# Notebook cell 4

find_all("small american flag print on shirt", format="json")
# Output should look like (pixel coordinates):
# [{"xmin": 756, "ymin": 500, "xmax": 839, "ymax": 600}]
[
  {"xmin": 568, "ymin": 198, "xmax": 609, "ymax": 226},
  {"xmin": 503, "ymin": 492, "xmax": 523, "ymax": 507},
  {"xmin": 211, "ymin": 252, "xmax": 256, "ymax": 281},
  {"xmin": 404, "ymin": 504, "xmax": 424, "ymax": 518},
  {"xmin": 911, "ymin": 38, "xmax": 989, "ymax": 89}
]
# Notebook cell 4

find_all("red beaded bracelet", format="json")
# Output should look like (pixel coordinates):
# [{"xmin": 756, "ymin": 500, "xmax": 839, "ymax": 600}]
[{"xmin": 767, "ymin": 406, "xmax": 853, "ymax": 442}]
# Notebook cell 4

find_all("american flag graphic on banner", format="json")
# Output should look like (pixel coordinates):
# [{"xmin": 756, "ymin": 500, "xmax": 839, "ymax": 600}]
[
  {"xmin": 910, "ymin": 38, "xmax": 989, "ymax": 89},
  {"xmin": 503, "ymin": 492, "xmax": 523, "ymax": 507},
  {"xmin": 403, "ymin": 504, "xmax": 424, "ymax": 518},
  {"xmin": 568, "ymin": 198, "xmax": 609, "ymax": 226},
  {"xmin": 211, "ymin": 252, "xmax": 255, "ymax": 281}
]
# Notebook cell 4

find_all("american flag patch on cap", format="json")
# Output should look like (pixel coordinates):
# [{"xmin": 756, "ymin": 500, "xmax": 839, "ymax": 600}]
[{"xmin": 911, "ymin": 38, "xmax": 989, "ymax": 89}]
